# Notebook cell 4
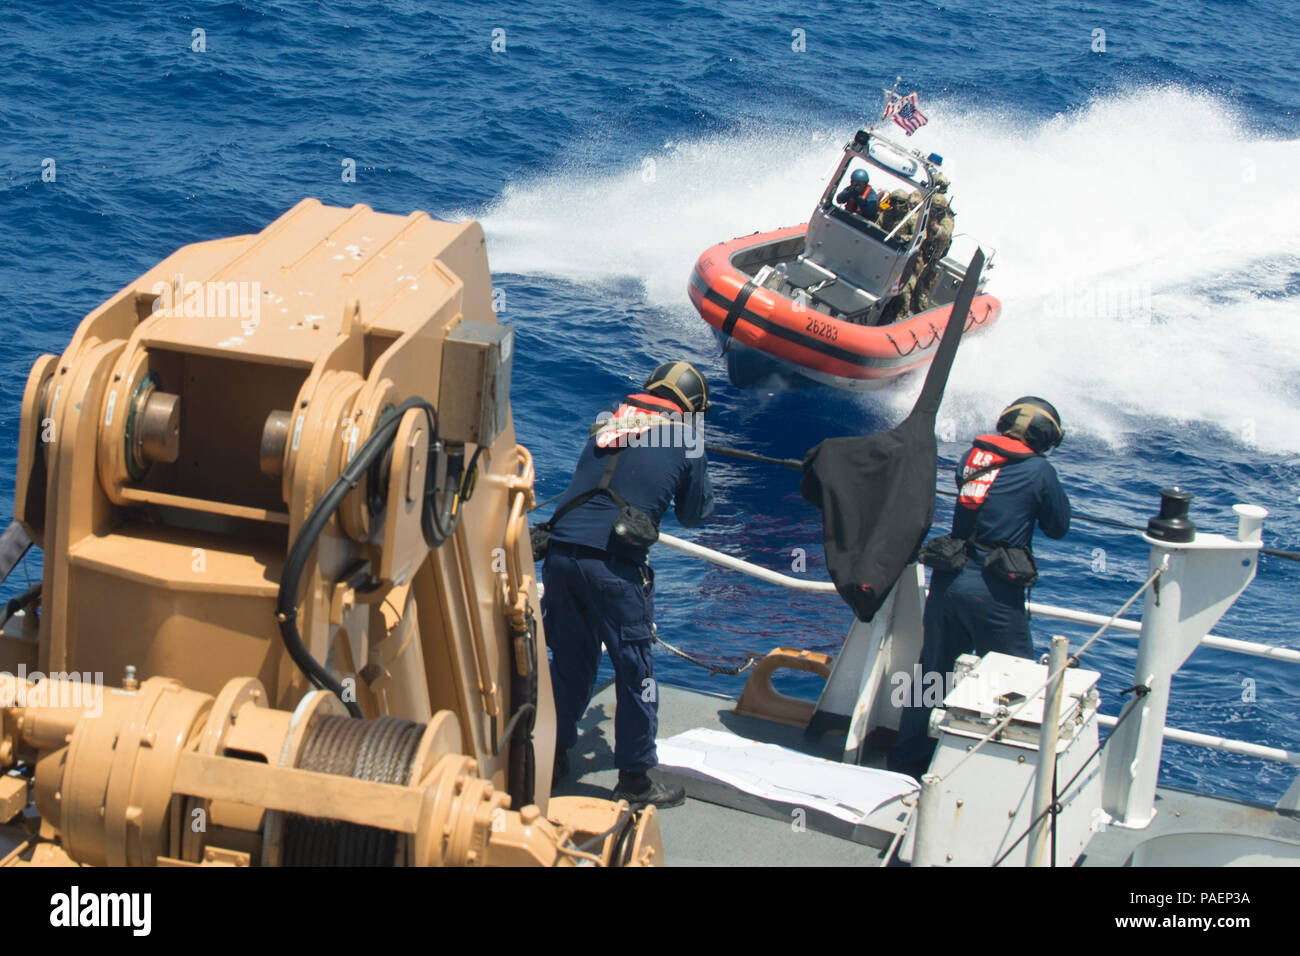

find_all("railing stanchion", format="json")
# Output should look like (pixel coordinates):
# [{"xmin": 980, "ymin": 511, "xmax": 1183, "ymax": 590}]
[
  {"xmin": 1028, "ymin": 635, "xmax": 1068, "ymax": 867},
  {"xmin": 913, "ymin": 774, "xmax": 943, "ymax": 867}
]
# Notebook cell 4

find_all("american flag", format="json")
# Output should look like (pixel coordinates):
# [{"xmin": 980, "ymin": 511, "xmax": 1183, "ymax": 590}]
[{"xmin": 883, "ymin": 91, "xmax": 928, "ymax": 136}]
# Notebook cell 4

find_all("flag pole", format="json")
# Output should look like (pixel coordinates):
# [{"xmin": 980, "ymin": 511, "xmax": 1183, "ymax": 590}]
[{"xmin": 869, "ymin": 76, "xmax": 903, "ymax": 131}]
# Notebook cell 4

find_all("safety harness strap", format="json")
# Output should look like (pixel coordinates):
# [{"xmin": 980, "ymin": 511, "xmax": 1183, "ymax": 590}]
[{"xmin": 542, "ymin": 447, "xmax": 630, "ymax": 533}]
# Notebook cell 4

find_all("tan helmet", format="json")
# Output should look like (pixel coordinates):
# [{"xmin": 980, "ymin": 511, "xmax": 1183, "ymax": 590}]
[
  {"xmin": 933, "ymin": 172, "xmax": 951, "ymax": 193},
  {"xmin": 930, "ymin": 193, "xmax": 949, "ymax": 214},
  {"xmin": 644, "ymin": 360, "xmax": 711, "ymax": 414},
  {"xmin": 997, "ymin": 396, "xmax": 1064, "ymax": 452},
  {"xmin": 906, "ymin": 190, "xmax": 921, "ymax": 208},
  {"xmin": 888, "ymin": 187, "xmax": 909, "ymax": 204}
]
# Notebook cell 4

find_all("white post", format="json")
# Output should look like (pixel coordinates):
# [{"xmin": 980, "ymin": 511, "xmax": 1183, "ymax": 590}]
[
  {"xmin": 1027, "ymin": 636, "xmax": 1068, "ymax": 866},
  {"xmin": 1102, "ymin": 498, "xmax": 1265, "ymax": 828},
  {"xmin": 913, "ymin": 774, "xmax": 944, "ymax": 867}
]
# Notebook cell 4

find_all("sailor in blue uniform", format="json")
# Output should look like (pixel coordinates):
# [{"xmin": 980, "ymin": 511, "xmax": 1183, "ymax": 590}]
[
  {"xmin": 836, "ymin": 168, "xmax": 881, "ymax": 220},
  {"xmin": 541, "ymin": 361, "xmax": 714, "ymax": 808},
  {"xmin": 889, "ymin": 397, "xmax": 1070, "ymax": 779}
]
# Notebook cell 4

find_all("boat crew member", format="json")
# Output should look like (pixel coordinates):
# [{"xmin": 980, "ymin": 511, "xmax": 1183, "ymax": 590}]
[
  {"xmin": 888, "ymin": 397, "xmax": 1070, "ymax": 779},
  {"xmin": 878, "ymin": 188, "xmax": 912, "ymax": 233},
  {"xmin": 541, "ymin": 361, "xmax": 714, "ymax": 809},
  {"xmin": 891, "ymin": 190, "xmax": 922, "ymax": 244},
  {"xmin": 911, "ymin": 194, "xmax": 955, "ymax": 312},
  {"xmin": 836, "ymin": 168, "xmax": 881, "ymax": 221},
  {"xmin": 878, "ymin": 192, "xmax": 932, "ymax": 322}
]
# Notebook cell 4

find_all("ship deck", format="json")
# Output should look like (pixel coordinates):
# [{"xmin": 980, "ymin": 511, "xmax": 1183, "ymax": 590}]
[{"xmin": 553, "ymin": 680, "xmax": 1300, "ymax": 867}]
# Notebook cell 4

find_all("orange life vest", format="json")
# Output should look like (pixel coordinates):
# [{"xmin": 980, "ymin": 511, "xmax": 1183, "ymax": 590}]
[
  {"xmin": 592, "ymin": 393, "xmax": 688, "ymax": 449},
  {"xmin": 956, "ymin": 433, "xmax": 1037, "ymax": 509}
]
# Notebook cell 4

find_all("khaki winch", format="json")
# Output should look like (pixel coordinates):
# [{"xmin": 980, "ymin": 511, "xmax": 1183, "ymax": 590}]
[
  {"xmin": 0, "ymin": 199, "xmax": 662, "ymax": 866},
  {"xmin": 0, "ymin": 675, "xmax": 658, "ymax": 866}
]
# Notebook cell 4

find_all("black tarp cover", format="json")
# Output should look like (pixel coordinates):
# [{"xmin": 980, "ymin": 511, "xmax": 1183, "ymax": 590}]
[{"xmin": 800, "ymin": 250, "xmax": 985, "ymax": 622}]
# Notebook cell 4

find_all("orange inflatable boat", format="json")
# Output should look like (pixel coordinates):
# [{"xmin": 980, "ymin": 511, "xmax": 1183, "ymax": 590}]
[{"xmin": 687, "ymin": 128, "xmax": 1001, "ymax": 390}]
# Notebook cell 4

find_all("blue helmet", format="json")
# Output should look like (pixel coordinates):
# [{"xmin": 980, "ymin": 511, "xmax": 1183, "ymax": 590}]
[{"xmin": 850, "ymin": 169, "xmax": 870, "ymax": 187}]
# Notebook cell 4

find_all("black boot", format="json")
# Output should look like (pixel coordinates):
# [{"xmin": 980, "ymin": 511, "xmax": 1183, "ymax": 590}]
[
  {"xmin": 553, "ymin": 749, "xmax": 569, "ymax": 781},
  {"xmin": 612, "ymin": 770, "xmax": 685, "ymax": 809}
]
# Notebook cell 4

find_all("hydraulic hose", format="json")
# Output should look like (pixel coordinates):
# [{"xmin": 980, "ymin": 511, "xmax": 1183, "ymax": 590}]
[{"xmin": 276, "ymin": 397, "xmax": 454, "ymax": 717}]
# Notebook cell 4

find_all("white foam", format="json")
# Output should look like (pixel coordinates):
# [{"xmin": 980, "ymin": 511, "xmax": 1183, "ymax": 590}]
[{"xmin": 474, "ymin": 87, "xmax": 1300, "ymax": 453}]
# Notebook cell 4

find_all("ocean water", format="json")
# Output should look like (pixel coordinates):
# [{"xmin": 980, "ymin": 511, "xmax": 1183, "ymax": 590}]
[{"xmin": 1, "ymin": 0, "xmax": 1297, "ymax": 804}]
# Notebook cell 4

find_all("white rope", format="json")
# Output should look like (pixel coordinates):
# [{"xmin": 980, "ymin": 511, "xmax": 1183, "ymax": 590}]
[{"xmin": 933, "ymin": 556, "xmax": 1168, "ymax": 784}]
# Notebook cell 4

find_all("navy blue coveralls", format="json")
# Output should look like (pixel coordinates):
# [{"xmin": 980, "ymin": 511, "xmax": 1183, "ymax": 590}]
[
  {"xmin": 837, "ymin": 183, "xmax": 881, "ymax": 220},
  {"xmin": 888, "ymin": 441, "xmax": 1070, "ymax": 778},
  {"xmin": 541, "ymin": 404, "xmax": 713, "ymax": 773}
]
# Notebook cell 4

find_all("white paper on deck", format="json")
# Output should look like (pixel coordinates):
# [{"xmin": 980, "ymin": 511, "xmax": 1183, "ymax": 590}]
[{"xmin": 656, "ymin": 727, "xmax": 918, "ymax": 824}]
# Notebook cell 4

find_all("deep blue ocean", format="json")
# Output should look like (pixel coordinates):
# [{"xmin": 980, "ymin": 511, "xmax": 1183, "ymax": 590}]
[{"xmin": 2, "ymin": 0, "xmax": 1297, "ymax": 805}]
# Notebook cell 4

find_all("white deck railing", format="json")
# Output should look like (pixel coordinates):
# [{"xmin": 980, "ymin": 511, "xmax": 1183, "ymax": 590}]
[{"xmin": 656, "ymin": 531, "xmax": 1300, "ymax": 767}]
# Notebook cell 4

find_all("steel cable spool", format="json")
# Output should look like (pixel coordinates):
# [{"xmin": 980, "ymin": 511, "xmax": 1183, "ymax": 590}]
[{"xmin": 282, "ymin": 715, "xmax": 425, "ymax": 866}]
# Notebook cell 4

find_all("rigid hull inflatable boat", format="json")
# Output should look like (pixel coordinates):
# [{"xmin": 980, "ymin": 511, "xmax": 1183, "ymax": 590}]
[{"xmin": 688, "ymin": 128, "xmax": 1001, "ymax": 390}]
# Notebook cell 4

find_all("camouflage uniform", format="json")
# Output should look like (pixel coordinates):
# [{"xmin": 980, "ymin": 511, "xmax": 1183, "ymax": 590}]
[
  {"xmin": 877, "ymin": 188, "xmax": 910, "ymax": 232},
  {"xmin": 891, "ymin": 191, "xmax": 922, "ymax": 244},
  {"xmin": 911, "ymin": 194, "xmax": 954, "ymax": 313},
  {"xmin": 897, "ymin": 270, "xmax": 922, "ymax": 318},
  {"xmin": 875, "ymin": 191, "xmax": 925, "ymax": 323}
]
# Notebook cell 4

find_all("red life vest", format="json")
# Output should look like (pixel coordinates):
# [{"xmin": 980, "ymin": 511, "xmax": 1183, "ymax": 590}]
[
  {"xmin": 846, "ymin": 187, "xmax": 877, "ymax": 216},
  {"xmin": 592, "ymin": 393, "xmax": 686, "ymax": 449},
  {"xmin": 956, "ymin": 433, "xmax": 1036, "ymax": 509}
]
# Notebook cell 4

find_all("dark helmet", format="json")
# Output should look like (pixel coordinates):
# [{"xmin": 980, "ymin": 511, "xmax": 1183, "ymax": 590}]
[
  {"xmin": 850, "ymin": 168, "xmax": 870, "ymax": 187},
  {"xmin": 997, "ymin": 396, "xmax": 1064, "ymax": 452},
  {"xmin": 645, "ymin": 361, "xmax": 711, "ymax": 414}
]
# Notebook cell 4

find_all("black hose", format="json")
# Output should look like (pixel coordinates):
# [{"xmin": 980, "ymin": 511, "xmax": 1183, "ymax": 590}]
[
  {"xmin": 458, "ymin": 444, "xmax": 487, "ymax": 504},
  {"xmin": 704, "ymin": 442, "xmax": 1300, "ymax": 564},
  {"xmin": 706, "ymin": 443, "xmax": 802, "ymax": 470},
  {"xmin": 1263, "ymin": 547, "xmax": 1300, "ymax": 561},
  {"xmin": 506, "ymin": 613, "xmax": 539, "ymax": 808},
  {"xmin": 276, "ymin": 397, "xmax": 450, "ymax": 717}
]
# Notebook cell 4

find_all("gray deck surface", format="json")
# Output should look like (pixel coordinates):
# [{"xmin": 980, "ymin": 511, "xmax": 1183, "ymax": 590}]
[
  {"xmin": 554, "ymin": 680, "xmax": 1300, "ymax": 868},
  {"xmin": 552, "ymin": 680, "xmax": 891, "ymax": 866},
  {"xmin": 1080, "ymin": 785, "xmax": 1300, "ymax": 866}
]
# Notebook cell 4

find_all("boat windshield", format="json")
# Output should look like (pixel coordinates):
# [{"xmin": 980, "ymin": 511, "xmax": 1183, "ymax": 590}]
[
  {"xmin": 828, "ymin": 159, "xmax": 928, "ymax": 250},
  {"xmin": 822, "ymin": 131, "xmax": 937, "ymax": 248}
]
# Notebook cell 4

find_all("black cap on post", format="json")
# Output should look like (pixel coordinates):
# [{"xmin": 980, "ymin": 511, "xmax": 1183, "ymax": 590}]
[{"xmin": 1148, "ymin": 487, "xmax": 1197, "ymax": 543}]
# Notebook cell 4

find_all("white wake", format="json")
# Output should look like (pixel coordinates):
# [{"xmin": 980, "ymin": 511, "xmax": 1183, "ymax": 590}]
[{"xmin": 474, "ymin": 87, "xmax": 1300, "ymax": 454}]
